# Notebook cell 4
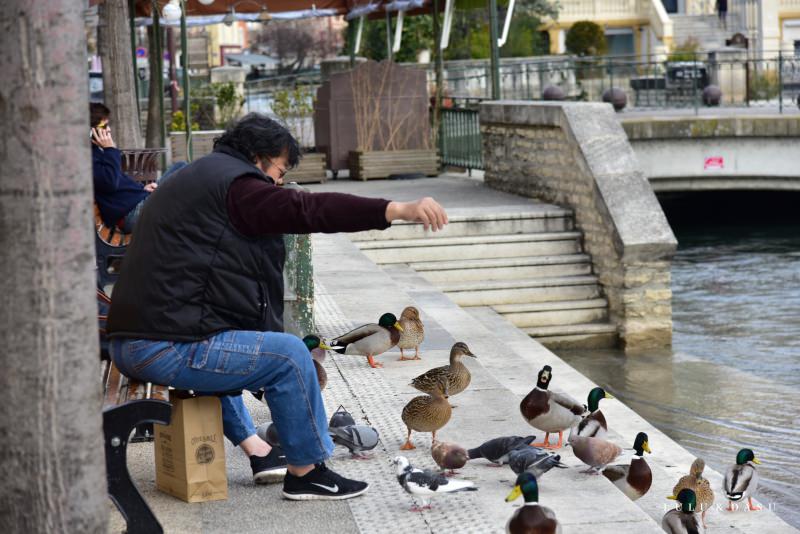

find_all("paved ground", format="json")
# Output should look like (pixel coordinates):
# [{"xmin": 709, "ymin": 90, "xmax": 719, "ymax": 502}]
[
  {"xmin": 109, "ymin": 175, "xmax": 798, "ymax": 533},
  {"xmin": 619, "ymin": 105, "xmax": 800, "ymax": 118}
]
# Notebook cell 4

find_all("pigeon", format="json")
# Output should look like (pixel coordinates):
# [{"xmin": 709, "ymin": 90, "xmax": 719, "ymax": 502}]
[
  {"xmin": 393, "ymin": 456, "xmax": 477, "ymax": 511},
  {"xmin": 507, "ymin": 447, "xmax": 568, "ymax": 478},
  {"xmin": 330, "ymin": 425, "xmax": 380, "ymax": 459},
  {"xmin": 467, "ymin": 435, "xmax": 537, "ymax": 465},
  {"xmin": 431, "ymin": 440, "xmax": 469, "ymax": 475}
]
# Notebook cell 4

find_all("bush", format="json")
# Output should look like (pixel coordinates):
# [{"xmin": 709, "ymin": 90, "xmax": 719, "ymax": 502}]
[
  {"xmin": 169, "ymin": 110, "xmax": 199, "ymax": 132},
  {"xmin": 565, "ymin": 21, "xmax": 607, "ymax": 56},
  {"xmin": 668, "ymin": 38, "xmax": 701, "ymax": 62},
  {"xmin": 748, "ymin": 70, "xmax": 780, "ymax": 101}
]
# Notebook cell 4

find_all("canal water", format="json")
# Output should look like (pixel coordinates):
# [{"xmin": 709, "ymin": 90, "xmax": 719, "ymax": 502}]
[{"xmin": 557, "ymin": 192, "xmax": 800, "ymax": 528}]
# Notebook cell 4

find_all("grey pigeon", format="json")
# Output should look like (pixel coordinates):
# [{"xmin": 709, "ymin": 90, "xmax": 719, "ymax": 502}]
[
  {"xmin": 467, "ymin": 435, "xmax": 537, "ymax": 464},
  {"xmin": 331, "ymin": 424, "xmax": 380, "ymax": 459},
  {"xmin": 507, "ymin": 447, "xmax": 568, "ymax": 478}
]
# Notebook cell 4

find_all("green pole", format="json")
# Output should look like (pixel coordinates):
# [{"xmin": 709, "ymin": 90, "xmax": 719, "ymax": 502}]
[
  {"xmin": 433, "ymin": 0, "xmax": 443, "ymax": 163},
  {"xmin": 152, "ymin": 1, "xmax": 166, "ymax": 166},
  {"xmin": 778, "ymin": 51, "xmax": 783, "ymax": 114},
  {"xmin": 488, "ymin": 0, "xmax": 501, "ymax": 99},
  {"xmin": 180, "ymin": 1, "xmax": 192, "ymax": 160},
  {"xmin": 385, "ymin": 10, "xmax": 393, "ymax": 61},
  {"xmin": 348, "ymin": 18, "xmax": 356, "ymax": 67},
  {"xmin": 129, "ymin": 0, "xmax": 140, "ymax": 118}
]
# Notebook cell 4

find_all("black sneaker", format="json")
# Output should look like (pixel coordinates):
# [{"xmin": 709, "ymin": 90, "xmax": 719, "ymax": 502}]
[
  {"xmin": 250, "ymin": 445, "xmax": 288, "ymax": 484},
  {"xmin": 282, "ymin": 463, "xmax": 369, "ymax": 501}
]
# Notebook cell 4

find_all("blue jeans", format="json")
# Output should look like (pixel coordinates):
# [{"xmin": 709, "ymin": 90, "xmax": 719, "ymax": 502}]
[
  {"xmin": 121, "ymin": 160, "xmax": 188, "ymax": 233},
  {"xmin": 110, "ymin": 330, "xmax": 335, "ymax": 466}
]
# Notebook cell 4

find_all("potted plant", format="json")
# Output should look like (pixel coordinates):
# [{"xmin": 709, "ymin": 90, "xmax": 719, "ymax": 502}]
[
  {"xmin": 272, "ymin": 86, "xmax": 327, "ymax": 183},
  {"xmin": 348, "ymin": 61, "xmax": 438, "ymax": 180}
]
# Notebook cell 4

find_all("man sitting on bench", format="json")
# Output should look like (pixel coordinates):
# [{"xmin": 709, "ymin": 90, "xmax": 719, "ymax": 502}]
[
  {"xmin": 106, "ymin": 113, "xmax": 448, "ymax": 501},
  {"xmin": 91, "ymin": 103, "xmax": 185, "ymax": 233}
]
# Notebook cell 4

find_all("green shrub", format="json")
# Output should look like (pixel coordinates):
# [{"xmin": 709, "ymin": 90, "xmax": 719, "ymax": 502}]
[
  {"xmin": 668, "ymin": 38, "xmax": 700, "ymax": 62},
  {"xmin": 169, "ymin": 110, "xmax": 199, "ymax": 132},
  {"xmin": 565, "ymin": 21, "xmax": 607, "ymax": 56},
  {"xmin": 748, "ymin": 70, "xmax": 780, "ymax": 100}
]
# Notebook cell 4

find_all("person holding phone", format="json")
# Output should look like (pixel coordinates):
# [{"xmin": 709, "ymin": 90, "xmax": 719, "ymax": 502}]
[{"xmin": 90, "ymin": 103, "xmax": 184, "ymax": 233}]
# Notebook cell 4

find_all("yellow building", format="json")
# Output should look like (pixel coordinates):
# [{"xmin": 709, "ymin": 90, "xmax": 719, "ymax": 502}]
[{"xmin": 543, "ymin": 0, "xmax": 800, "ymax": 58}]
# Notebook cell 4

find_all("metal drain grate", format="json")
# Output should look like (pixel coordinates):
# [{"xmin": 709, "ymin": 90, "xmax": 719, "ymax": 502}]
[{"xmin": 315, "ymin": 285, "xmax": 495, "ymax": 534}]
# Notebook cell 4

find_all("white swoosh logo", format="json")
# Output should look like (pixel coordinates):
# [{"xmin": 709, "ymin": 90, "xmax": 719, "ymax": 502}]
[{"xmin": 311, "ymin": 482, "xmax": 339, "ymax": 492}]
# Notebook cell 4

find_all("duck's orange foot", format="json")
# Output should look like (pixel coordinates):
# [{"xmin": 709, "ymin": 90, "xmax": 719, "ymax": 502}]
[
  {"xmin": 400, "ymin": 440, "xmax": 416, "ymax": 450},
  {"xmin": 367, "ymin": 355, "xmax": 383, "ymax": 368},
  {"xmin": 748, "ymin": 497, "xmax": 762, "ymax": 511}
]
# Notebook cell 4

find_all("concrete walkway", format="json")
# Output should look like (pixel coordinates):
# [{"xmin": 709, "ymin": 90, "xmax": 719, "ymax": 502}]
[{"xmin": 110, "ymin": 175, "xmax": 797, "ymax": 533}]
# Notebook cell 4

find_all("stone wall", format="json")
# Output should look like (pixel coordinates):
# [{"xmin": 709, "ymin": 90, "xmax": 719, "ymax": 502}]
[{"xmin": 480, "ymin": 101, "xmax": 677, "ymax": 350}]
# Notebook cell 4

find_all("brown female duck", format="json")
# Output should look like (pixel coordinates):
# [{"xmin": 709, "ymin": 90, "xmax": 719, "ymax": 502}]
[
  {"xmin": 602, "ymin": 432, "xmax": 653, "ymax": 500},
  {"xmin": 410, "ymin": 342, "xmax": 476, "ymax": 397},
  {"xmin": 401, "ymin": 377, "xmax": 451, "ymax": 450},
  {"xmin": 397, "ymin": 306, "xmax": 425, "ymax": 361},
  {"xmin": 672, "ymin": 458, "xmax": 714, "ymax": 528},
  {"xmin": 520, "ymin": 365, "xmax": 586, "ymax": 449},
  {"xmin": 331, "ymin": 312, "xmax": 403, "ymax": 368}
]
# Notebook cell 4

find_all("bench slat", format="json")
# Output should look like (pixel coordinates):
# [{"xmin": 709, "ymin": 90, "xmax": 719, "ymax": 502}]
[
  {"xmin": 150, "ymin": 384, "xmax": 170, "ymax": 403},
  {"xmin": 127, "ymin": 379, "xmax": 147, "ymax": 401},
  {"xmin": 103, "ymin": 363, "xmax": 124, "ymax": 408}
]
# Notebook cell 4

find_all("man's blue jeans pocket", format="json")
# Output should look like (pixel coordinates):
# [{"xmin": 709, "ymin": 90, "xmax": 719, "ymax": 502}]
[
  {"xmin": 186, "ymin": 331, "xmax": 262, "ymax": 376},
  {"xmin": 111, "ymin": 339, "xmax": 184, "ymax": 385}
]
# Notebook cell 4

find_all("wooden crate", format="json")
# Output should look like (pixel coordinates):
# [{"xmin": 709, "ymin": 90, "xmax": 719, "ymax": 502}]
[
  {"xmin": 286, "ymin": 153, "xmax": 327, "ymax": 184},
  {"xmin": 349, "ymin": 149, "xmax": 438, "ymax": 181}
]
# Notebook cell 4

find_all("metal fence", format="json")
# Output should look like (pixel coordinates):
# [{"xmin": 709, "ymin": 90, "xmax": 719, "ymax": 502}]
[
  {"xmin": 432, "ymin": 51, "xmax": 800, "ymax": 113},
  {"xmin": 439, "ymin": 107, "xmax": 484, "ymax": 171}
]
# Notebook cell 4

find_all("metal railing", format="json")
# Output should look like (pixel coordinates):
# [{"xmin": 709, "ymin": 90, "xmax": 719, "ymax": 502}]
[
  {"xmin": 439, "ymin": 107, "xmax": 484, "ymax": 171},
  {"xmin": 433, "ymin": 52, "xmax": 800, "ymax": 113}
]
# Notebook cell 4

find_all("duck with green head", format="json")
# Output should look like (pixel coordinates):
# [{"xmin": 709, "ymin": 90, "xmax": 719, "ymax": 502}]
[
  {"xmin": 302, "ymin": 334, "xmax": 332, "ymax": 390},
  {"xmin": 723, "ymin": 448, "xmax": 761, "ymax": 512},
  {"xmin": 576, "ymin": 387, "xmax": 614, "ymax": 439},
  {"xmin": 505, "ymin": 472, "xmax": 561, "ymax": 534},
  {"xmin": 520, "ymin": 365, "xmax": 587, "ymax": 449},
  {"xmin": 663, "ymin": 489, "xmax": 702, "ymax": 534},
  {"xmin": 602, "ymin": 432, "xmax": 652, "ymax": 500},
  {"xmin": 331, "ymin": 312, "xmax": 403, "ymax": 368}
]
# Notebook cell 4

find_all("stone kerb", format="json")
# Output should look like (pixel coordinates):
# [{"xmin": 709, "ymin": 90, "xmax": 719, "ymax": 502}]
[{"xmin": 479, "ymin": 101, "xmax": 677, "ymax": 350}]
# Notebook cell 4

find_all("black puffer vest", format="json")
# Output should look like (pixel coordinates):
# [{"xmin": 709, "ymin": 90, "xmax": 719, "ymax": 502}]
[{"xmin": 107, "ymin": 146, "xmax": 285, "ymax": 340}]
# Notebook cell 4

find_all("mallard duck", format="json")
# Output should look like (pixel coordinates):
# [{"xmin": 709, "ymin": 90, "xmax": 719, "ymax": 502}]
[
  {"xmin": 398, "ymin": 306, "xmax": 425, "ymax": 361},
  {"xmin": 520, "ymin": 365, "xmax": 586, "ymax": 449},
  {"xmin": 331, "ymin": 312, "xmax": 403, "ymax": 368},
  {"xmin": 431, "ymin": 440, "xmax": 469, "ymax": 475},
  {"xmin": 576, "ymin": 387, "xmax": 614, "ymax": 438},
  {"xmin": 663, "ymin": 489, "xmax": 703, "ymax": 534},
  {"xmin": 393, "ymin": 456, "xmax": 477, "ymax": 511},
  {"xmin": 467, "ymin": 435, "xmax": 537, "ymax": 465},
  {"xmin": 723, "ymin": 448, "xmax": 761, "ymax": 512},
  {"xmin": 505, "ymin": 472, "xmax": 561, "ymax": 534},
  {"xmin": 602, "ymin": 432, "xmax": 652, "ymax": 500},
  {"xmin": 673, "ymin": 458, "xmax": 714, "ymax": 528},
  {"xmin": 302, "ymin": 334, "xmax": 331, "ymax": 390},
  {"xmin": 410, "ymin": 342, "xmax": 475, "ymax": 398},
  {"xmin": 568, "ymin": 423, "xmax": 623, "ymax": 474},
  {"xmin": 400, "ymin": 376, "xmax": 451, "ymax": 450}
]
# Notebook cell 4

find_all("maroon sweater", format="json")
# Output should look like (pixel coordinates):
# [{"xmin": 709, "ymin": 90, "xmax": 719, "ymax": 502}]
[{"xmin": 226, "ymin": 175, "xmax": 391, "ymax": 237}]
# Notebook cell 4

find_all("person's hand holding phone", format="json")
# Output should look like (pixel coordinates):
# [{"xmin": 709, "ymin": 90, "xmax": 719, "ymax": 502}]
[{"xmin": 91, "ymin": 123, "xmax": 116, "ymax": 149}]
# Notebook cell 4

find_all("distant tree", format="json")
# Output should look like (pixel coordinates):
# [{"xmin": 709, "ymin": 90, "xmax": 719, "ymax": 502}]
[
  {"xmin": 98, "ymin": 0, "xmax": 143, "ymax": 148},
  {"xmin": 343, "ymin": 15, "xmax": 434, "ymax": 63},
  {"xmin": 565, "ymin": 20, "xmax": 608, "ymax": 56},
  {"xmin": 0, "ymin": 0, "xmax": 108, "ymax": 531},
  {"xmin": 256, "ymin": 19, "xmax": 343, "ymax": 73}
]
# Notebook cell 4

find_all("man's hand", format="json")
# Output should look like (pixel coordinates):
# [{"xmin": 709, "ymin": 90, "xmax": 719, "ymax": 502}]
[
  {"xmin": 91, "ymin": 127, "xmax": 116, "ymax": 149},
  {"xmin": 143, "ymin": 182, "xmax": 158, "ymax": 193},
  {"xmin": 385, "ymin": 197, "xmax": 448, "ymax": 232}
]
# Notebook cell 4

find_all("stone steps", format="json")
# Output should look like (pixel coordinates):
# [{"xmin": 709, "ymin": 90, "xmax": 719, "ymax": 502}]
[
  {"xmin": 670, "ymin": 13, "xmax": 742, "ymax": 50},
  {"xmin": 411, "ymin": 254, "xmax": 593, "ymax": 283},
  {"xmin": 351, "ymin": 209, "xmax": 619, "ymax": 349},
  {"xmin": 358, "ymin": 232, "xmax": 583, "ymax": 264},
  {"xmin": 350, "ymin": 210, "xmax": 575, "ymax": 241}
]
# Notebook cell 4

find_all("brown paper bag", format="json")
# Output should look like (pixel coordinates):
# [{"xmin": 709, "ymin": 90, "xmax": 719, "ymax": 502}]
[{"xmin": 154, "ymin": 394, "xmax": 228, "ymax": 503}]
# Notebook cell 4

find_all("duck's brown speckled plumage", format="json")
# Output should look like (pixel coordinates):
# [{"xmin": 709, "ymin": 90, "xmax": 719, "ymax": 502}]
[
  {"xmin": 674, "ymin": 459, "xmax": 714, "ymax": 513},
  {"xmin": 410, "ymin": 342, "xmax": 475, "ymax": 397},
  {"xmin": 398, "ymin": 306, "xmax": 425, "ymax": 360},
  {"xmin": 400, "ymin": 378, "xmax": 451, "ymax": 450}
]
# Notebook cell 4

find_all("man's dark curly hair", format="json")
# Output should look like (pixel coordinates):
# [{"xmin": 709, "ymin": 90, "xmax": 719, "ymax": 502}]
[{"xmin": 214, "ymin": 113, "xmax": 301, "ymax": 168}]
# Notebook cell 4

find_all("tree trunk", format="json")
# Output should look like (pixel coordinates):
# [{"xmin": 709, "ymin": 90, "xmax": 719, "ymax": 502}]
[
  {"xmin": 0, "ymin": 1, "xmax": 108, "ymax": 533},
  {"xmin": 99, "ymin": 0, "xmax": 143, "ymax": 148},
  {"xmin": 145, "ymin": 24, "xmax": 163, "ymax": 149}
]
